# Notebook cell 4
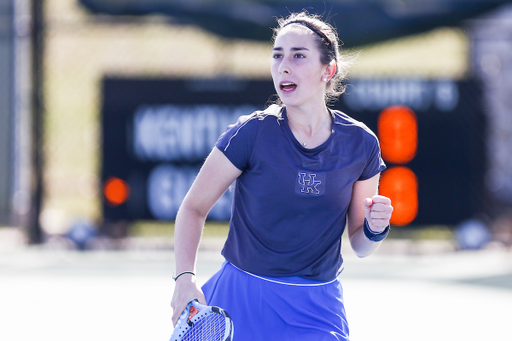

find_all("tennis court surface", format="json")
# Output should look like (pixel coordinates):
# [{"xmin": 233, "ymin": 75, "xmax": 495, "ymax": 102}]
[{"xmin": 1, "ymin": 240, "xmax": 511, "ymax": 341}]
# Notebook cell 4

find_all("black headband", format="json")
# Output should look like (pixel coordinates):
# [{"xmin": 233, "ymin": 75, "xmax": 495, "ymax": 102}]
[{"xmin": 283, "ymin": 20, "xmax": 334, "ymax": 53}]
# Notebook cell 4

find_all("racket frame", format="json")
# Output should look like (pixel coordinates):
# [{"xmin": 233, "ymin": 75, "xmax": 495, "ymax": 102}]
[{"xmin": 170, "ymin": 300, "xmax": 233, "ymax": 341}]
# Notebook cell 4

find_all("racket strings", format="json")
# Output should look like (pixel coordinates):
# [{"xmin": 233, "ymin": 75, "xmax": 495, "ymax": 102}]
[{"xmin": 182, "ymin": 313, "xmax": 227, "ymax": 341}]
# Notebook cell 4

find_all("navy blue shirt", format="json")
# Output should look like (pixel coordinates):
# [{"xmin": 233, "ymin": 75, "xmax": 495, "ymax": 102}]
[{"xmin": 216, "ymin": 105, "xmax": 386, "ymax": 281}]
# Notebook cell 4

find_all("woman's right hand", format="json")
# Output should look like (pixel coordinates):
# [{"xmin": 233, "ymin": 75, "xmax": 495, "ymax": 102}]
[{"xmin": 170, "ymin": 274, "xmax": 206, "ymax": 327}]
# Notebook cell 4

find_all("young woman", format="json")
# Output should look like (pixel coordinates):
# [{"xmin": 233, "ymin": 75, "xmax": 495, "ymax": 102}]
[{"xmin": 170, "ymin": 12, "xmax": 393, "ymax": 340}]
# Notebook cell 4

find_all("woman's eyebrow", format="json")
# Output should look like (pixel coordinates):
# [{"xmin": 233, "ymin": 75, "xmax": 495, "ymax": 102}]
[{"xmin": 272, "ymin": 47, "xmax": 310, "ymax": 51}]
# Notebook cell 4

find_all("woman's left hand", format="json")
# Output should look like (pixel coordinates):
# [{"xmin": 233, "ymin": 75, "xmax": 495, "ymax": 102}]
[{"xmin": 363, "ymin": 195, "xmax": 393, "ymax": 232}]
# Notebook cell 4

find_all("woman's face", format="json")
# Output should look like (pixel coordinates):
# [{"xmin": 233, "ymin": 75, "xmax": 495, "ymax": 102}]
[{"xmin": 271, "ymin": 26, "xmax": 329, "ymax": 108}]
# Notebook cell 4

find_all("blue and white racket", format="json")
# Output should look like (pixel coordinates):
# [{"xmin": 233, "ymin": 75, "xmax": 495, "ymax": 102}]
[{"xmin": 170, "ymin": 300, "xmax": 234, "ymax": 341}]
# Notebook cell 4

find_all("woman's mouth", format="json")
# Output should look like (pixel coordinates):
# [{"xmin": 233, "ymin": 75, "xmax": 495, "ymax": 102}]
[{"xmin": 280, "ymin": 82, "xmax": 297, "ymax": 93}]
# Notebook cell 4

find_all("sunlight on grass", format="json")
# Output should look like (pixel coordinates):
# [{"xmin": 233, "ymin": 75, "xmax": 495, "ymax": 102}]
[{"xmin": 129, "ymin": 221, "xmax": 230, "ymax": 238}]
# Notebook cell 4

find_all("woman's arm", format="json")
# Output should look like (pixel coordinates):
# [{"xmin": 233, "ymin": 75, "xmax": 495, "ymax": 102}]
[
  {"xmin": 347, "ymin": 174, "xmax": 393, "ymax": 258},
  {"xmin": 170, "ymin": 147, "xmax": 242, "ymax": 325}
]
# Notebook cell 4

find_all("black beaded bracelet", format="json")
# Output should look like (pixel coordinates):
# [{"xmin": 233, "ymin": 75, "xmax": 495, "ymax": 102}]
[
  {"xmin": 363, "ymin": 218, "xmax": 390, "ymax": 242},
  {"xmin": 172, "ymin": 271, "xmax": 196, "ymax": 281}
]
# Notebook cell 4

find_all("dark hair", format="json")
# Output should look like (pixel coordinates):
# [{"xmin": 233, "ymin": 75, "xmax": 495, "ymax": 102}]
[{"xmin": 272, "ymin": 12, "xmax": 355, "ymax": 104}]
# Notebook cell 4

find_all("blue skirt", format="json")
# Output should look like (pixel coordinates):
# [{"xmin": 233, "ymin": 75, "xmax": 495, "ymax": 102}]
[{"xmin": 202, "ymin": 261, "xmax": 349, "ymax": 341}]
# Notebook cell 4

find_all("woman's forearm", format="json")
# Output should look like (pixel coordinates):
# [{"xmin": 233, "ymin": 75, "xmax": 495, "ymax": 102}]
[{"xmin": 174, "ymin": 204, "xmax": 206, "ymax": 274}]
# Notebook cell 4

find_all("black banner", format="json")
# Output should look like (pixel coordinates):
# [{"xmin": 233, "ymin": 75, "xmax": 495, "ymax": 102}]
[{"xmin": 101, "ymin": 77, "xmax": 486, "ymax": 226}]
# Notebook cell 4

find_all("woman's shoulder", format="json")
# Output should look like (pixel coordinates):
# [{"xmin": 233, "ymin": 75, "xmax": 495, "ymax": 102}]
[
  {"xmin": 218, "ymin": 105, "xmax": 284, "ymax": 155},
  {"xmin": 331, "ymin": 109, "xmax": 378, "ymax": 140},
  {"xmin": 234, "ymin": 104, "xmax": 284, "ymax": 128},
  {"xmin": 252, "ymin": 104, "xmax": 284, "ymax": 121},
  {"xmin": 221, "ymin": 104, "xmax": 284, "ymax": 141}
]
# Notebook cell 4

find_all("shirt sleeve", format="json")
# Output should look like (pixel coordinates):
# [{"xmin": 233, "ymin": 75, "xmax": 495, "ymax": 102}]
[
  {"xmin": 215, "ymin": 113, "xmax": 259, "ymax": 171},
  {"xmin": 359, "ymin": 131, "xmax": 387, "ymax": 181}
]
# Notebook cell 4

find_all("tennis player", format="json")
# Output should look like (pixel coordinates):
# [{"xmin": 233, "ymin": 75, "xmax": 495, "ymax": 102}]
[{"xmin": 171, "ymin": 12, "xmax": 393, "ymax": 340}]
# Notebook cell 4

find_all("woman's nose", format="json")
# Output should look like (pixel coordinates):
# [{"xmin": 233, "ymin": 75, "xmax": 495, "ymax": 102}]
[{"xmin": 279, "ymin": 59, "xmax": 291, "ymax": 74}]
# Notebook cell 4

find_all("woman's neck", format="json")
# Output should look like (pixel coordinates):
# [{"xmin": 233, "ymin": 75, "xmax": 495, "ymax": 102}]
[
  {"xmin": 286, "ymin": 102, "xmax": 330, "ymax": 134},
  {"xmin": 285, "ymin": 103, "xmax": 332, "ymax": 148}
]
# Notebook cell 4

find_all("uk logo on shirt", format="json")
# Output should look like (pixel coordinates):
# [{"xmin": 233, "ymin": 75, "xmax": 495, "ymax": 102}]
[{"xmin": 296, "ymin": 172, "xmax": 326, "ymax": 196}]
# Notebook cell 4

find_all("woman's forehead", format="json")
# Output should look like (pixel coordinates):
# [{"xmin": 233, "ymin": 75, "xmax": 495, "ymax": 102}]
[{"xmin": 274, "ymin": 25, "xmax": 317, "ymax": 47}]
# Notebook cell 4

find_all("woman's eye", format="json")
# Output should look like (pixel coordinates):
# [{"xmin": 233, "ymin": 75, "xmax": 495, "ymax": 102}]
[
  {"xmin": 272, "ymin": 54, "xmax": 282, "ymax": 59},
  {"xmin": 294, "ymin": 53, "xmax": 305, "ymax": 59}
]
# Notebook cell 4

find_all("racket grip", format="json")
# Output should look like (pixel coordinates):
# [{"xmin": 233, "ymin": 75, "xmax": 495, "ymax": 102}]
[{"xmin": 176, "ymin": 301, "xmax": 193, "ymax": 327}]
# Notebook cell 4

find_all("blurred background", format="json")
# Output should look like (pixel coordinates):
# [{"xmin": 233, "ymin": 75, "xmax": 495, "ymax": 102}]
[
  {"xmin": 2, "ymin": 0, "xmax": 512, "ymax": 249},
  {"xmin": 1, "ymin": 0, "xmax": 512, "ymax": 340}
]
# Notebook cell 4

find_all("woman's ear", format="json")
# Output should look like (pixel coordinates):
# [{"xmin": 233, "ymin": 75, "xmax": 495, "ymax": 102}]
[{"xmin": 325, "ymin": 61, "xmax": 337, "ymax": 79}]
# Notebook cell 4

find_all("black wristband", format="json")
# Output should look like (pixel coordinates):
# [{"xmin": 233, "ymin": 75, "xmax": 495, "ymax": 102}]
[
  {"xmin": 363, "ymin": 218, "xmax": 390, "ymax": 242},
  {"xmin": 172, "ymin": 271, "xmax": 196, "ymax": 281}
]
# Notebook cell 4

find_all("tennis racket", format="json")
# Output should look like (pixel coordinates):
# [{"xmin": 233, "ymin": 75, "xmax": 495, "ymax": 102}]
[{"xmin": 170, "ymin": 300, "xmax": 234, "ymax": 341}]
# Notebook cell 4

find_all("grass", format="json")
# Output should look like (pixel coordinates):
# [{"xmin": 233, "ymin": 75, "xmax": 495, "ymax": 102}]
[
  {"xmin": 389, "ymin": 225, "xmax": 454, "ymax": 241},
  {"xmin": 129, "ymin": 220, "xmax": 230, "ymax": 239},
  {"xmin": 129, "ymin": 220, "xmax": 453, "ymax": 242}
]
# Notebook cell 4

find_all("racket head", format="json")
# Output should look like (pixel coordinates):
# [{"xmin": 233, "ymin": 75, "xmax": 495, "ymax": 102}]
[{"xmin": 170, "ymin": 300, "xmax": 234, "ymax": 341}]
